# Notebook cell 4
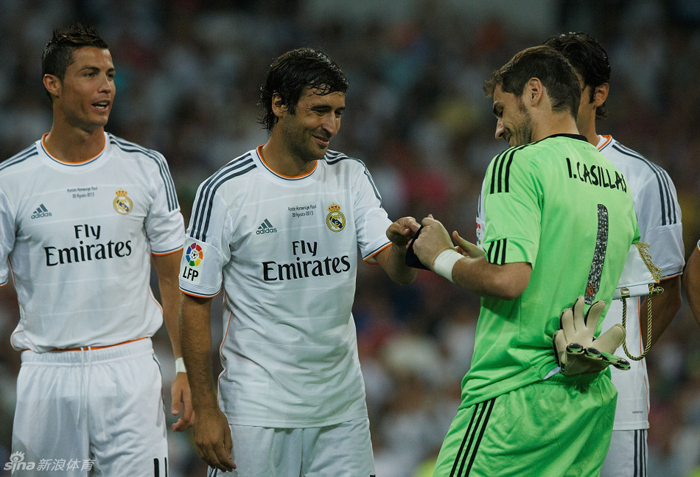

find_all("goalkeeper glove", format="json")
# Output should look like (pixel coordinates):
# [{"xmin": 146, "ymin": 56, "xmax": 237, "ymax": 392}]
[{"xmin": 553, "ymin": 296, "xmax": 630, "ymax": 376}]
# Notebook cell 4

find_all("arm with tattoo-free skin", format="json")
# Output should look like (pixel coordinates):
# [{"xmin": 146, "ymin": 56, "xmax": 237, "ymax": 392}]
[
  {"xmin": 684, "ymin": 244, "xmax": 700, "ymax": 326},
  {"xmin": 640, "ymin": 275, "xmax": 682, "ymax": 347},
  {"xmin": 152, "ymin": 251, "xmax": 194, "ymax": 432},
  {"xmin": 378, "ymin": 216, "xmax": 420, "ymax": 285},
  {"xmin": 180, "ymin": 294, "xmax": 235, "ymax": 472},
  {"xmin": 410, "ymin": 215, "xmax": 531, "ymax": 300}
]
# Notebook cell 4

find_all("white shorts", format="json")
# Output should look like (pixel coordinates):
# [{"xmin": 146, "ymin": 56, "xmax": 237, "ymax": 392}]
[
  {"xmin": 600, "ymin": 429, "xmax": 647, "ymax": 477},
  {"xmin": 208, "ymin": 417, "xmax": 375, "ymax": 477},
  {"xmin": 11, "ymin": 338, "xmax": 168, "ymax": 477}
]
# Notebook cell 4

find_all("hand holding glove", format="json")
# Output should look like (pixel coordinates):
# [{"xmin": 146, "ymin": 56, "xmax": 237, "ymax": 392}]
[{"xmin": 553, "ymin": 296, "xmax": 630, "ymax": 376}]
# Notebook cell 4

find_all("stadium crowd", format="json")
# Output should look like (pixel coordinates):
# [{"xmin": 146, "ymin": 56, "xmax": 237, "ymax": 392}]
[{"xmin": 1, "ymin": 0, "xmax": 700, "ymax": 475}]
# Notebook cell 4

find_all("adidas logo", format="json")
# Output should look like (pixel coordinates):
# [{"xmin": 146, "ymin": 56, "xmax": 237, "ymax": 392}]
[
  {"xmin": 256, "ymin": 219, "xmax": 277, "ymax": 235},
  {"xmin": 30, "ymin": 204, "xmax": 52, "ymax": 219}
]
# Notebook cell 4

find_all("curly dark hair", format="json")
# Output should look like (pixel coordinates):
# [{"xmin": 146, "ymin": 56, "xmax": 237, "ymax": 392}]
[
  {"xmin": 544, "ymin": 32, "xmax": 611, "ymax": 120},
  {"xmin": 258, "ymin": 47, "xmax": 348, "ymax": 131},
  {"xmin": 483, "ymin": 45, "xmax": 580, "ymax": 119}
]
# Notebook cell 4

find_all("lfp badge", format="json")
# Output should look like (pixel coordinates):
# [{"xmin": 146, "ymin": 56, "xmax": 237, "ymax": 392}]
[
  {"xmin": 182, "ymin": 241, "xmax": 206, "ymax": 284},
  {"xmin": 186, "ymin": 242, "xmax": 204, "ymax": 266},
  {"xmin": 326, "ymin": 203, "xmax": 345, "ymax": 232}
]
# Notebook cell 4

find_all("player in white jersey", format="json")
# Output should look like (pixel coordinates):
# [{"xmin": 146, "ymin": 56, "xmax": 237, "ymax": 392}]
[
  {"xmin": 0, "ymin": 24, "xmax": 192, "ymax": 476},
  {"xmin": 179, "ymin": 47, "xmax": 418, "ymax": 475},
  {"xmin": 543, "ymin": 32, "xmax": 684, "ymax": 476}
]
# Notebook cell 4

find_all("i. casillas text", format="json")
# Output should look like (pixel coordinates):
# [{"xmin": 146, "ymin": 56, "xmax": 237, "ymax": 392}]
[{"xmin": 565, "ymin": 157, "xmax": 627, "ymax": 192}]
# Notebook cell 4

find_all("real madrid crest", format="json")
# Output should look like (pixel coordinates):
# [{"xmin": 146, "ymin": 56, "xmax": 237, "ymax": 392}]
[
  {"xmin": 113, "ymin": 189, "xmax": 133, "ymax": 215},
  {"xmin": 326, "ymin": 203, "xmax": 345, "ymax": 232}
]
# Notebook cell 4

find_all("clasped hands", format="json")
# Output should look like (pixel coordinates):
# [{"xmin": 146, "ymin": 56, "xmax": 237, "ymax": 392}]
[{"xmin": 387, "ymin": 215, "xmax": 483, "ymax": 271}]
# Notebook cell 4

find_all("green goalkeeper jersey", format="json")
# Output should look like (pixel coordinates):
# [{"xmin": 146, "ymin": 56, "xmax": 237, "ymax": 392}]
[{"xmin": 464, "ymin": 134, "xmax": 640, "ymax": 408}]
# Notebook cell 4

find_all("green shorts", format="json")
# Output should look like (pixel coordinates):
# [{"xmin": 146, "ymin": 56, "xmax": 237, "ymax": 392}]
[{"xmin": 433, "ymin": 372, "xmax": 617, "ymax": 477}]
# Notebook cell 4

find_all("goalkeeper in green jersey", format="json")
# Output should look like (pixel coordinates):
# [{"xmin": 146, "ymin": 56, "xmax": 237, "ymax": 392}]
[{"xmin": 408, "ymin": 45, "xmax": 640, "ymax": 476}]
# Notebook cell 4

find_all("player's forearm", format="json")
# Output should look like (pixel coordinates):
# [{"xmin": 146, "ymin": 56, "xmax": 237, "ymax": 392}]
[
  {"xmin": 380, "ymin": 243, "xmax": 418, "ymax": 285},
  {"xmin": 162, "ymin": 277, "xmax": 183, "ymax": 358},
  {"xmin": 154, "ymin": 251, "xmax": 185, "ymax": 358},
  {"xmin": 684, "ymin": 247, "xmax": 700, "ymax": 326},
  {"xmin": 180, "ymin": 294, "xmax": 219, "ymax": 411},
  {"xmin": 641, "ymin": 275, "xmax": 682, "ymax": 347},
  {"xmin": 451, "ymin": 257, "xmax": 531, "ymax": 300}
]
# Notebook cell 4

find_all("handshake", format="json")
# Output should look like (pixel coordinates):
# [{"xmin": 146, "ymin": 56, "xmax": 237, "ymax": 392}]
[{"xmin": 553, "ymin": 296, "xmax": 630, "ymax": 376}]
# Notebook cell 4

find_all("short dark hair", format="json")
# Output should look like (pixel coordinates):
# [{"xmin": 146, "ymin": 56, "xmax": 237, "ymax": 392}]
[
  {"xmin": 258, "ymin": 47, "xmax": 349, "ymax": 131},
  {"xmin": 544, "ymin": 32, "xmax": 611, "ymax": 120},
  {"xmin": 483, "ymin": 45, "xmax": 581, "ymax": 118},
  {"xmin": 42, "ymin": 23, "xmax": 108, "ymax": 100}
]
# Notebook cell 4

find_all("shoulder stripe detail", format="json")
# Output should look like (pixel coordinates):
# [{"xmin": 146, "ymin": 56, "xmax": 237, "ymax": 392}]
[
  {"xmin": 611, "ymin": 143, "xmax": 678, "ymax": 226},
  {"xmin": 486, "ymin": 239, "xmax": 507, "ymax": 265},
  {"xmin": 449, "ymin": 398, "xmax": 496, "ymax": 476},
  {"xmin": 326, "ymin": 152, "xmax": 383, "ymax": 202},
  {"xmin": 190, "ymin": 154, "xmax": 256, "ymax": 242},
  {"xmin": 0, "ymin": 145, "xmax": 38, "ymax": 173},
  {"xmin": 109, "ymin": 136, "xmax": 179, "ymax": 212},
  {"xmin": 324, "ymin": 150, "xmax": 346, "ymax": 161},
  {"xmin": 489, "ymin": 146, "xmax": 526, "ymax": 194}
]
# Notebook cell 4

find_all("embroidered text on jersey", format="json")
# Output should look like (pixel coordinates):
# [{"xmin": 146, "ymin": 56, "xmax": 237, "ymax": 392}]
[
  {"xmin": 262, "ymin": 239, "xmax": 351, "ymax": 281},
  {"xmin": 44, "ymin": 223, "xmax": 132, "ymax": 267},
  {"xmin": 565, "ymin": 157, "xmax": 628, "ymax": 192}
]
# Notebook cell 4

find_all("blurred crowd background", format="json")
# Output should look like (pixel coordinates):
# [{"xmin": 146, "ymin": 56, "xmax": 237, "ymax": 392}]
[{"xmin": 1, "ymin": 0, "xmax": 700, "ymax": 475}]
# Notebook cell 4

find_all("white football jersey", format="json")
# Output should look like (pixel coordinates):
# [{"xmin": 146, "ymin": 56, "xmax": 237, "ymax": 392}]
[
  {"xmin": 597, "ymin": 135, "xmax": 684, "ymax": 431},
  {"xmin": 0, "ymin": 133, "xmax": 184, "ymax": 352},
  {"xmin": 179, "ymin": 146, "xmax": 392, "ymax": 428}
]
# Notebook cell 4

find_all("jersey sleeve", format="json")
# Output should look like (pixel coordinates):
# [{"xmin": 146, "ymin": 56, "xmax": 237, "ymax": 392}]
[
  {"xmin": 0, "ymin": 189, "xmax": 15, "ymax": 286},
  {"xmin": 179, "ymin": 184, "xmax": 232, "ymax": 297},
  {"xmin": 144, "ymin": 152, "xmax": 185, "ymax": 255},
  {"xmin": 633, "ymin": 167, "xmax": 684, "ymax": 278},
  {"xmin": 481, "ymin": 149, "xmax": 540, "ymax": 266},
  {"xmin": 352, "ymin": 162, "xmax": 392, "ymax": 263}
]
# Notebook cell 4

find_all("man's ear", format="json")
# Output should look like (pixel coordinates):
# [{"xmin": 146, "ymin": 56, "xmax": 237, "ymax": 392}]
[
  {"xmin": 43, "ymin": 74, "xmax": 61, "ymax": 100},
  {"xmin": 593, "ymin": 83, "xmax": 609, "ymax": 107},
  {"xmin": 526, "ymin": 78, "xmax": 544, "ymax": 106},
  {"xmin": 271, "ymin": 93, "xmax": 288, "ymax": 118}
]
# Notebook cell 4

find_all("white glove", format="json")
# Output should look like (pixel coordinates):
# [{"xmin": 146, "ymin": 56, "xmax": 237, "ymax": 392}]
[{"xmin": 553, "ymin": 296, "xmax": 630, "ymax": 376}]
